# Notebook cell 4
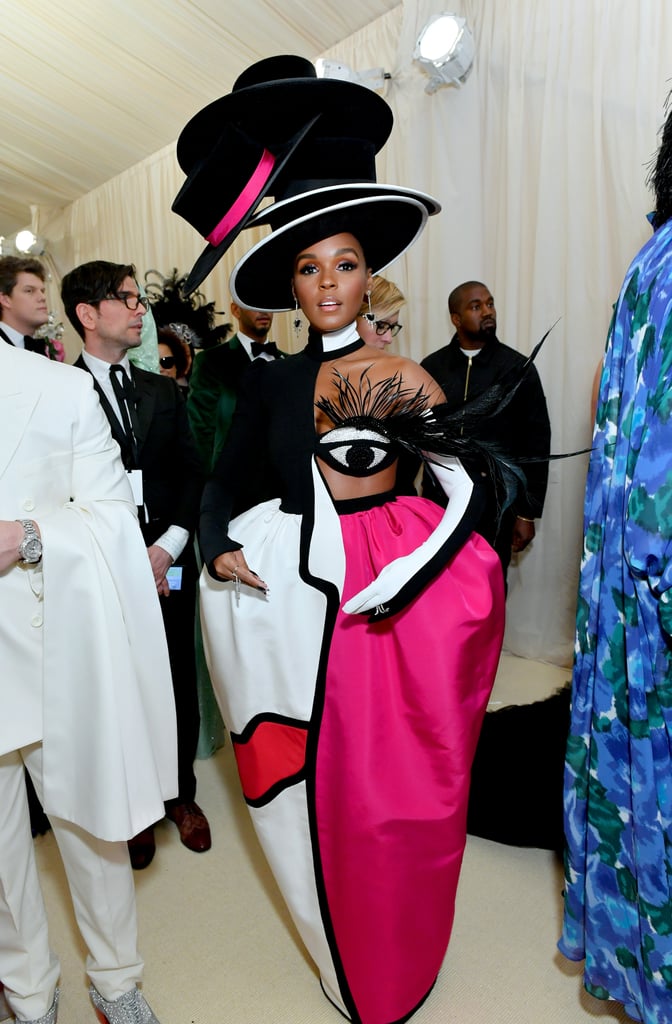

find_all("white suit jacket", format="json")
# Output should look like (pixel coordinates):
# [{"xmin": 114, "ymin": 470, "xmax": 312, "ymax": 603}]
[{"xmin": 0, "ymin": 343, "xmax": 177, "ymax": 840}]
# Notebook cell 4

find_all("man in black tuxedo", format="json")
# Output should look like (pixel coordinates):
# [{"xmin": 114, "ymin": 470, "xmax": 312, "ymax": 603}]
[
  {"xmin": 0, "ymin": 255, "xmax": 49, "ymax": 355},
  {"xmin": 62, "ymin": 260, "xmax": 211, "ymax": 869},
  {"xmin": 188, "ymin": 303, "xmax": 283, "ymax": 481}
]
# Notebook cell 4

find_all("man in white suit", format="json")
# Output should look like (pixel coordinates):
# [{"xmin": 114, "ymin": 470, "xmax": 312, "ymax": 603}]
[{"xmin": 0, "ymin": 342, "xmax": 177, "ymax": 1023}]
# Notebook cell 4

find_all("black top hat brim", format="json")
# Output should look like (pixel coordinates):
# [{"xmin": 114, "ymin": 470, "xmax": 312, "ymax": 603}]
[
  {"xmin": 250, "ymin": 183, "xmax": 441, "ymax": 229},
  {"xmin": 230, "ymin": 195, "xmax": 430, "ymax": 312}
]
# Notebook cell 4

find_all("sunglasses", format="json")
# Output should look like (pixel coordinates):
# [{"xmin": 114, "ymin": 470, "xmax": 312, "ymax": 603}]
[{"xmin": 159, "ymin": 355, "xmax": 176, "ymax": 369}]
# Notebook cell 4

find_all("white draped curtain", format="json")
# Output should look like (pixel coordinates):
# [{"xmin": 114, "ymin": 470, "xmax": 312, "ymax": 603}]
[{"xmin": 37, "ymin": 0, "xmax": 672, "ymax": 667}]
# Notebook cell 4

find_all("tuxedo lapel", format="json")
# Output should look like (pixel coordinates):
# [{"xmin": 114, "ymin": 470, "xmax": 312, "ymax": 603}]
[
  {"xmin": 74, "ymin": 355, "xmax": 130, "ymax": 458},
  {"xmin": 229, "ymin": 334, "xmax": 251, "ymax": 366},
  {"xmin": 0, "ymin": 348, "xmax": 40, "ymax": 479},
  {"xmin": 129, "ymin": 366, "xmax": 157, "ymax": 457},
  {"xmin": 0, "ymin": 325, "xmax": 15, "ymax": 347},
  {"xmin": 0, "ymin": 393, "xmax": 40, "ymax": 481}
]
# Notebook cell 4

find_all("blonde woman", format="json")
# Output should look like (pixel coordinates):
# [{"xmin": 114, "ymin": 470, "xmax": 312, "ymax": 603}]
[{"xmin": 358, "ymin": 275, "xmax": 405, "ymax": 350}]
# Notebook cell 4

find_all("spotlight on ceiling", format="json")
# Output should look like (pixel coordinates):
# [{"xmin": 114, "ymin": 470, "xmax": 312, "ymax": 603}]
[
  {"xmin": 0, "ymin": 230, "xmax": 47, "ymax": 256},
  {"xmin": 15, "ymin": 230, "xmax": 45, "ymax": 254},
  {"xmin": 315, "ymin": 58, "xmax": 390, "ymax": 94},
  {"xmin": 414, "ymin": 12, "xmax": 475, "ymax": 94}
]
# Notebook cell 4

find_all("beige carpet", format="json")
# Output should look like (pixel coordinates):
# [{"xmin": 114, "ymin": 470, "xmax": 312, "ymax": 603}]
[{"xmin": 28, "ymin": 654, "xmax": 632, "ymax": 1023}]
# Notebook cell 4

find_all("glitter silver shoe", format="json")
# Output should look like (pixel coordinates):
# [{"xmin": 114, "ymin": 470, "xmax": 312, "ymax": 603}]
[
  {"xmin": 0, "ymin": 987, "xmax": 59, "ymax": 1024},
  {"xmin": 89, "ymin": 985, "xmax": 159, "ymax": 1024}
]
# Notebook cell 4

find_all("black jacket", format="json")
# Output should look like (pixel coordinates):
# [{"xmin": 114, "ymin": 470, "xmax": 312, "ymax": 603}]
[
  {"xmin": 75, "ymin": 356, "xmax": 204, "ymax": 546},
  {"xmin": 187, "ymin": 334, "xmax": 287, "ymax": 474},
  {"xmin": 420, "ymin": 334, "xmax": 551, "ymax": 526}
]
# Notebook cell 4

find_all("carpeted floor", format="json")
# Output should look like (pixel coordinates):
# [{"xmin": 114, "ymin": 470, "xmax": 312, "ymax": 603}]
[{"xmin": 21, "ymin": 654, "xmax": 632, "ymax": 1023}]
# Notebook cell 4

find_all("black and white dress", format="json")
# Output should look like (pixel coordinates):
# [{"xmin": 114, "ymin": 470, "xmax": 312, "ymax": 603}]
[{"xmin": 199, "ymin": 323, "xmax": 505, "ymax": 1024}]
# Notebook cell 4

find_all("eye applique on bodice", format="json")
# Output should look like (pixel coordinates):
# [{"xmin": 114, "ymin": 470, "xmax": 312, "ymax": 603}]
[
  {"xmin": 314, "ymin": 366, "xmax": 435, "ymax": 477},
  {"xmin": 317, "ymin": 425, "xmax": 397, "ymax": 477}
]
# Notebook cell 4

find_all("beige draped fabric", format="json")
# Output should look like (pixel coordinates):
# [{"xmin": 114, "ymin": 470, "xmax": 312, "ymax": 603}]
[{"xmin": 35, "ymin": 0, "xmax": 672, "ymax": 665}]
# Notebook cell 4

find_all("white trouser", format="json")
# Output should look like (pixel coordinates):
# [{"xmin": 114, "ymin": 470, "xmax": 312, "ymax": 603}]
[{"xmin": 0, "ymin": 744, "xmax": 143, "ymax": 1021}]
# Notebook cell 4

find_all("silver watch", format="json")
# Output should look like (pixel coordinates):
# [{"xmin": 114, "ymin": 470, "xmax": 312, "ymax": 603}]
[{"xmin": 17, "ymin": 519, "xmax": 42, "ymax": 563}]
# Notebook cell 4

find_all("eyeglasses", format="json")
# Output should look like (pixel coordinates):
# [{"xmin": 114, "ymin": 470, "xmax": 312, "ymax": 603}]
[
  {"xmin": 105, "ymin": 291, "xmax": 150, "ymax": 312},
  {"xmin": 374, "ymin": 319, "xmax": 403, "ymax": 337},
  {"xmin": 159, "ymin": 355, "xmax": 176, "ymax": 369}
]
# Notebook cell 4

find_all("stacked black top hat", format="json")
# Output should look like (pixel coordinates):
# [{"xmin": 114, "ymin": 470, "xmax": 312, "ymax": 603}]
[{"xmin": 173, "ymin": 54, "xmax": 440, "ymax": 306}]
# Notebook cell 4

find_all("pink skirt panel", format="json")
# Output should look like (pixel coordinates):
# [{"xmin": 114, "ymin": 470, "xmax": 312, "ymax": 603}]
[{"xmin": 316, "ymin": 497, "xmax": 505, "ymax": 1023}]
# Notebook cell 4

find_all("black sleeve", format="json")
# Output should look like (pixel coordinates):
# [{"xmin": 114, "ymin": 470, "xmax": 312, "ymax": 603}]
[{"xmin": 170, "ymin": 382, "xmax": 206, "ymax": 534}]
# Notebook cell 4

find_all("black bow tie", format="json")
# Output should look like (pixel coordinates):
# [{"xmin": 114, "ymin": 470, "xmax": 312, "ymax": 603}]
[
  {"xmin": 251, "ymin": 341, "xmax": 279, "ymax": 358},
  {"xmin": 24, "ymin": 336, "xmax": 46, "ymax": 355}
]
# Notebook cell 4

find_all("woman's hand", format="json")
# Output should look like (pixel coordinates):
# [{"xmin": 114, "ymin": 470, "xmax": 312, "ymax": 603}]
[{"xmin": 212, "ymin": 550, "xmax": 269, "ymax": 594}]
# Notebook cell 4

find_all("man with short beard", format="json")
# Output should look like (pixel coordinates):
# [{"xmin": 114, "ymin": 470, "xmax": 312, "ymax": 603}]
[{"xmin": 421, "ymin": 281, "xmax": 551, "ymax": 581}]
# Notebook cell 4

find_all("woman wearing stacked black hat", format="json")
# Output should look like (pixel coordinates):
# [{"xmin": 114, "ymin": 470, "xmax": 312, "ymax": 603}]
[{"xmin": 176, "ymin": 57, "xmax": 506, "ymax": 1024}]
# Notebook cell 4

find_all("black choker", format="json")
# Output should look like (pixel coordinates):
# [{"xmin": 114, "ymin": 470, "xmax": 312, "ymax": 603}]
[{"xmin": 305, "ymin": 328, "xmax": 366, "ymax": 363}]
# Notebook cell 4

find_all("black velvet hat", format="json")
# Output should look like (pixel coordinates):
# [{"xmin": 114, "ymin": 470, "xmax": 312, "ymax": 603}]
[
  {"xmin": 229, "ymin": 193, "xmax": 431, "ymax": 312},
  {"xmin": 173, "ymin": 55, "xmax": 394, "ymax": 295}
]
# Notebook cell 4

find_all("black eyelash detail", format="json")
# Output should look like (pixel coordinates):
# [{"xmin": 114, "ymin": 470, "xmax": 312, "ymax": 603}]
[
  {"xmin": 315, "ymin": 366, "xmax": 530, "ymax": 522},
  {"xmin": 315, "ymin": 367, "xmax": 436, "ymax": 441},
  {"xmin": 315, "ymin": 323, "xmax": 572, "ymax": 524}
]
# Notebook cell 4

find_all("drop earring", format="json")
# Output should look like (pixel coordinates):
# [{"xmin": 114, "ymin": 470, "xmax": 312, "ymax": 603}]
[
  {"xmin": 293, "ymin": 297, "xmax": 302, "ymax": 338},
  {"xmin": 364, "ymin": 289, "xmax": 376, "ymax": 324}
]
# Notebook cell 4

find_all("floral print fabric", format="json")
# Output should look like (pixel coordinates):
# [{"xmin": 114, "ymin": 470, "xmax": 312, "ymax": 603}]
[{"xmin": 560, "ymin": 219, "xmax": 672, "ymax": 1024}]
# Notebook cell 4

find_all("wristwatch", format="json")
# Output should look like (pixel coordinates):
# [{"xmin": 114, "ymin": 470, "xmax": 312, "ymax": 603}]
[{"xmin": 16, "ymin": 519, "xmax": 43, "ymax": 563}]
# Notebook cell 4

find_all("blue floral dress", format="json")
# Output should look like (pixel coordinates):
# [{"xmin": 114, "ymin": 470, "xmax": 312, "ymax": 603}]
[{"xmin": 560, "ymin": 218, "xmax": 672, "ymax": 1023}]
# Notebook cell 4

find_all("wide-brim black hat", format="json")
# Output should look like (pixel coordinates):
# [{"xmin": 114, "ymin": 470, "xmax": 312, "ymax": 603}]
[
  {"xmin": 174, "ymin": 55, "xmax": 393, "ymax": 295},
  {"xmin": 250, "ymin": 182, "xmax": 441, "ymax": 230},
  {"xmin": 230, "ymin": 193, "xmax": 430, "ymax": 312}
]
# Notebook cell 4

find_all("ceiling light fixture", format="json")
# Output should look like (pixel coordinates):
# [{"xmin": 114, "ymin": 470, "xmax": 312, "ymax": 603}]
[
  {"xmin": 315, "ymin": 58, "xmax": 390, "ymax": 94},
  {"xmin": 0, "ymin": 230, "xmax": 47, "ymax": 256},
  {"xmin": 414, "ymin": 13, "xmax": 475, "ymax": 94},
  {"xmin": 15, "ymin": 230, "xmax": 42, "ymax": 254}
]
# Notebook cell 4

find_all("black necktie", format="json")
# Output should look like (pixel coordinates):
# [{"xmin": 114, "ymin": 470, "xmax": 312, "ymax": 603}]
[
  {"xmin": 250, "ymin": 341, "xmax": 279, "ymax": 358},
  {"xmin": 109, "ymin": 364, "xmax": 140, "ymax": 467}
]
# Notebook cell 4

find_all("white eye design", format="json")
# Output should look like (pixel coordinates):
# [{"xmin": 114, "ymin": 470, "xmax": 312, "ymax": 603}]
[{"xmin": 318, "ymin": 426, "xmax": 394, "ymax": 474}]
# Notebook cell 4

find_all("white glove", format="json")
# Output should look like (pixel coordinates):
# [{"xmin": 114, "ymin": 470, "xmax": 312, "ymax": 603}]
[{"xmin": 343, "ymin": 455, "xmax": 478, "ymax": 620}]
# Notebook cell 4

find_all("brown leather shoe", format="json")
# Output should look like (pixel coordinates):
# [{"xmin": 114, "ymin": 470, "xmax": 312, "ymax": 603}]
[
  {"xmin": 127, "ymin": 826, "xmax": 156, "ymax": 870},
  {"xmin": 165, "ymin": 801, "xmax": 211, "ymax": 852}
]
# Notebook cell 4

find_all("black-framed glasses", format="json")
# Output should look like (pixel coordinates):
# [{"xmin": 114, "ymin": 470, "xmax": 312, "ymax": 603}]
[
  {"xmin": 375, "ymin": 319, "xmax": 402, "ymax": 337},
  {"xmin": 106, "ymin": 291, "xmax": 150, "ymax": 312},
  {"xmin": 159, "ymin": 355, "xmax": 176, "ymax": 369}
]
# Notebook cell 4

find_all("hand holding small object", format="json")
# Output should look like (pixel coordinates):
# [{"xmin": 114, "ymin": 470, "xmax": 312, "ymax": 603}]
[{"xmin": 213, "ymin": 550, "xmax": 269, "ymax": 594}]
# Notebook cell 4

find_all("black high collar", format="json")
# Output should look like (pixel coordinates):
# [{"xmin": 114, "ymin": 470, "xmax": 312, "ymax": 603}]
[{"xmin": 305, "ymin": 326, "xmax": 366, "ymax": 363}]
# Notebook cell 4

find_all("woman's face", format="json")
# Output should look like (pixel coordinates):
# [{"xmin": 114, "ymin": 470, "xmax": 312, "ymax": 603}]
[
  {"xmin": 292, "ymin": 232, "xmax": 371, "ymax": 334},
  {"xmin": 359, "ymin": 310, "xmax": 401, "ymax": 350},
  {"xmin": 158, "ymin": 342, "xmax": 177, "ymax": 378}
]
